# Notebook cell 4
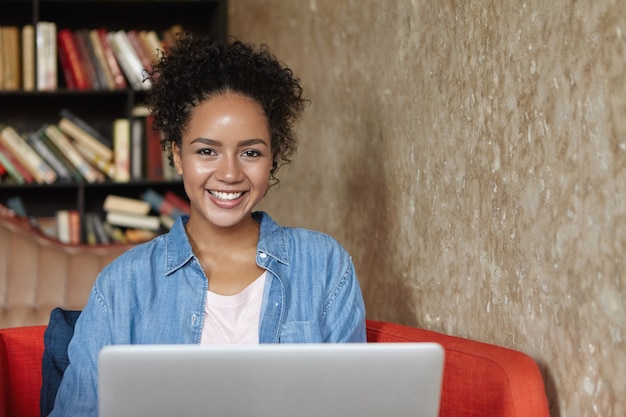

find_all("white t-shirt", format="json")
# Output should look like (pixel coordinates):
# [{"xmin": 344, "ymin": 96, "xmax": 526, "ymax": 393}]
[{"xmin": 200, "ymin": 271, "xmax": 266, "ymax": 344}]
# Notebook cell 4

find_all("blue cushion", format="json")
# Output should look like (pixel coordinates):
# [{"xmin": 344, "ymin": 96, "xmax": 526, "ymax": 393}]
[{"xmin": 40, "ymin": 307, "xmax": 81, "ymax": 417}]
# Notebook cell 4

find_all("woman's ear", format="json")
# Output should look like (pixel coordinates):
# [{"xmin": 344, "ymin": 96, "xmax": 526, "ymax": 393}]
[{"xmin": 172, "ymin": 142, "xmax": 184, "ymax": 176}]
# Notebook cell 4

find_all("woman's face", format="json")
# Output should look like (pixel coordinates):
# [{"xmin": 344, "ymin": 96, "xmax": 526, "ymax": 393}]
[{"xmin": 173, "ymin": 92, "xmax": 272, "ymax": 229}]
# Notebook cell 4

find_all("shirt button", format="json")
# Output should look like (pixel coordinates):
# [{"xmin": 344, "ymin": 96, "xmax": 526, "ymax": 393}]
[{"xmin": 259, "ymin": 252, "xmax": 267, "ymax": 259}]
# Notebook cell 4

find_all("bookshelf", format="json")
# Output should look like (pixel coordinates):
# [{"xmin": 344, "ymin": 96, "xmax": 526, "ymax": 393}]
[{"xmin": 0, "ymin": 0, "xmax": 227, "ymax": 244}]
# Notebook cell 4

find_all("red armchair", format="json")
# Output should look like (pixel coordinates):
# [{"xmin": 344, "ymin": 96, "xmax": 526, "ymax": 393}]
[{"xmin": 0, "ymin": 320, "xmax": 549, "ymax": 417}]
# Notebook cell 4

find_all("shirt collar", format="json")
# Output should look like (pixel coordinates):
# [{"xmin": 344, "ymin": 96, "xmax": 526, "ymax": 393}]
[{"xmin": 164, "ymin": 211, "xmax": 289, "ymax": 275}]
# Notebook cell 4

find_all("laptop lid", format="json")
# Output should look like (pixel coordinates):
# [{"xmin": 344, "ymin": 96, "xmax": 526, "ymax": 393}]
[{"xmin": 99, "ymin": 342, "xmax": 444, "ymax": 417}]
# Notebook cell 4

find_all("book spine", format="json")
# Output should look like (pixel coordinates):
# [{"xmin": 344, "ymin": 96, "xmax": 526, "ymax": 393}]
[
  {"xmin": 58, "ymin": 117, "xmax": 114, "ymax": 161},
  {"xmin": 141, "ymin": 188, "xmax": 185, "ymax": 219},
  {"xmin": 103, "ymin": 194, "xmax": 151, "ymax": 216},
  {"xmin": 56, "ymin": 209, "xmax": 70, "ymax": 243},
  {"xmin": 88, "ymin": 29, "xmax": 116, "ymax": 90},
  {"xmin": 126, "ymin": 29, "xmax": 153, "ymax": 71},
  {"xmin": 57, "ymin": 28, "xmax": 91, "ymax": 90},
  {"xmin": 36, "ymin": 21, "xmax": 57, "ymax": 91},
  {"xmin": 44, "ymin": 124, "xmax": 101, "ymax": 183},
  {"xmin": 0, "ymin": 146, "xmax": 26, "ymax": 184},
  {"xmin": 37, "ymin": 128, "xmax": 85, "ymax": 182},
  {"xmin": 68, "ymin": 209, "xmax": 81, "ymax": 244},
  {"xmin": 106, "ymin": 210, "xmax": 160, "ymax": 231},
  {"xmin": 75, "ymin": 29, "xmax": 105, "ymax": 90},
  {"xmin": 25, "ymin": 130, "xmax": 73, "ymax": 181},
  {"xmin": 2, "ymin": 26, "xmax": 21, "ymax": 91},
  {"xmin": 112, "ymin": 118, "xmax": 131, "ymax": 182},
  {"xmin": 0, "ymin": 125, "xmax": 57, "ymax": 184},
  {"xmin": 108, "ymin": 30, "xmax": 149, "ymax": 90},
  {"xmin": 144, "ymin": 115, "xmax": 164, "ymax": 180},
  {"xmin": 91, "ymin": 213, "xmax": 111, "ymax": 244},
  {"xmin": 21, "ymin": 24, "xmax": 35, "ymax": 91},
  {"xmin": 0, "ymin": 141, "xmax": 34, "ymax": 183},
  {"xmin": 96, "ymin": 28, "xmax": 128, "ymax": 90},
  {"xmin": 73, "ymin": 141, "xmax": 116, "ymax": 179}
]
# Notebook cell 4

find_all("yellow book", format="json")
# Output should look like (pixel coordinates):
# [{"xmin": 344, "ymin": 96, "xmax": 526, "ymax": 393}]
[{"xmin": 58, "ymin": 117, "xmax": 114, "ymax": 161}]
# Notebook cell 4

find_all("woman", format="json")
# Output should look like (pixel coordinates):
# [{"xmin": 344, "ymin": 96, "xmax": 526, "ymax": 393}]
[{"xmin": 49, "ymin": 35, "xmax": 366, "ymax": 416}]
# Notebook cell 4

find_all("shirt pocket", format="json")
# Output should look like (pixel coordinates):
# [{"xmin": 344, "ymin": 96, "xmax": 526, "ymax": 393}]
[{"xmin": 279, "ymin": 320, "xmax": 323, "ymax": 343}]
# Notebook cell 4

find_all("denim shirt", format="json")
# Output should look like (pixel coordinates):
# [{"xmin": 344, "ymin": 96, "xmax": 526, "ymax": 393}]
[{"xmin": 50, "ymin": 211, "xmax": 366, "ymax": 417}]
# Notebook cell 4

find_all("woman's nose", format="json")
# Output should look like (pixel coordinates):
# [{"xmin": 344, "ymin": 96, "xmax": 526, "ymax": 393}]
[{"xmin": 215, "ymin": 155, "xmax": 243, "ymax": 182}]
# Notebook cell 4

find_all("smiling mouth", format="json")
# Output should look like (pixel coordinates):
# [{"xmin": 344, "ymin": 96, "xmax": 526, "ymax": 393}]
[{"xmin": 209, "ymin": 191, "xmax": 244, "ymax": 200}]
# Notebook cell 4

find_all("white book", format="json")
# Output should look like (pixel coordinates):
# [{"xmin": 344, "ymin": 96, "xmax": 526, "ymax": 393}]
[
  {"xmin": 106, "ymin": 210, "xmax": 160, "ymax": 231},
  {"xmin": 103, "ymin": 194, "xmax": 151, "ymax": 216},
  {"xmin": 107, "ymin": 30, "xmax": 150, "ymax": 90},
  {"xmin": 36, "ymin": 21, "xmax": 57, "ymax": 91}
]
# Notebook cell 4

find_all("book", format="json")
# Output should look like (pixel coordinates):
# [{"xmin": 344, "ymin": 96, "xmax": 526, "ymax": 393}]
[
  {"xmin": 139, "ymin": 30, "xmax": 163, "ymax": 64},
  {"xmin": 75, "ymin": 29, "xmax": 106, "ymax": 90},
  {"xmin": 141, "ymin": 188, "xmax": 186, "ymax": 219},
  {"xmin": 73, "ymin": 141, "xmax": 116, "ymax": 179},
  {"xmin": 21, "ymin": 24, "xmax": 35, "ymax": 91},
  {"xmin": 103, "ymin": 194, "xmax": 151, "ymax": 216},
  {"xmin": 94, "ymin": 28, "xmax": 128, "ymax": 90},
  {"xmin": 25, "ymin": 129, "xmax": 73, "ymax": 182},
  {"xmin": 144, "ymin": 114, "xmax": 164, "ymax": 180},
  {"xmin": 87, "ymin": 29, "xmax": 116, "ymax": 90},
  {"xmin": 84, "ymin": 212, "xmax": 97, "ymax": 244},
  {"xmin": 126, "ymin": 29, "xmax": 153, "ymax": 71},
  {"xmin": 164, "ymin": 191, "xmax": 191, "ymax": 214},
  {"xmin": 6, "ymin": 196, "xmax": 27, "ymax": 217},
  {"xmin": 43, "ymin": 124, "xmax": 102, "ymax": 183},
  {"xmin": 56, "ymin": 209, "xmax": 71, "ymax": 243},
  {"xmin": 112, "ymin": 118, "xmax": 130, "ymax": 182},
  {"xmin": 68, "ymin": 209, "xmax": 81, "ymax": 244},
  {"xmin": 57, "ymin": 28, "xmax": 90, "ymax": 90},
  {"xmin": 0, "ymin": 124, "xmax": 57, "ymax": 184},
  {"xmin": 107, "ymin": 30, "xmax": 150, "ymax": 90},
  {"xmin": 106, "ymin": 210, "xmax": 160, "ymax": 231},
  {"xmin": 60, "ymin": 108, "xmax": 113, "ymax": 149},
  {"xmin": 1, "ymin": 26, "xmax": 21, "ymax": 90},
  {"xmin": 130, "ymin": 105, "xmax": 149, "ymax": 179},
  {"xmin": 0, "ymin": 140, "xmax": 33, "ymax": 183},
  {"xmin": 36, "ymin": 21, "xmax": 57, "ymax": 91},
  {"xmin": 36, "ymin": 127, "xmax": 85, "ymax": 183},
  {"xmin": 90, "ymin": 213, "xmax": 111, "ymax": 244},
  {"xmin": 58, "ymin": 116, "xmax": 114, "ymax": 161},
  {"xmin": 0, "ymin": 145, "xmax": 27, "ymax": 184}
]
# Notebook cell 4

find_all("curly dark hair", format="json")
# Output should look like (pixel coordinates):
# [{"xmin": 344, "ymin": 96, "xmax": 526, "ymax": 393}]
[{"xmin": 145, "ymin": 34, "xmax": 307, "ymax": 186}]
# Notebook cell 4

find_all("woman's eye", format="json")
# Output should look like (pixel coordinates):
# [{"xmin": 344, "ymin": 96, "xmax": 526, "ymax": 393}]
[
  {"xmin": 198, "ymin": 148, "xmax": 216, "ymax": 156},
  {"xmin": 243, "ymin": 149, "xmax": 261, "ymax": 157}
]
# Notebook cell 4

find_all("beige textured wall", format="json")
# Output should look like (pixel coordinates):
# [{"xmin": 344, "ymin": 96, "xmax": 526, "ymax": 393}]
[{"xmin": 229, "ymin": 1, "xmax": 625, "ymax": 416}]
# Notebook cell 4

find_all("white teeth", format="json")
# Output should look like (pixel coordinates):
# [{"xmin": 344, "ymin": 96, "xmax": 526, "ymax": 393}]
[{"xmin": 210, "ymin": 191, "xmax": 243, "ymax": 200}]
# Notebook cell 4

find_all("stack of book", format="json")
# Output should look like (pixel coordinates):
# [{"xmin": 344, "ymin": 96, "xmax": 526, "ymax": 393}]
[{"xmin": 0, "ymin": 108, "xmax": 178, "ymax": 185}]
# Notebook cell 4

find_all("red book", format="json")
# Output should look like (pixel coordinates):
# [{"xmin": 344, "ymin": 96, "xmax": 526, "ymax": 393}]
[
  {"xmin": 145, "ymin": 115, "xmax": 163, "ymax": 180},
  {"xmin": 0, "ymin": 141, "xmax": 35, "ymax": 183},
  {"xmin": 57, "ymin": 29, "xmax": 91, "ymax": 90},
  {"xmin": 68, "ymin": 210, "xmax": 81, "ymax": 244},
  {"xmin": 96, "ymin": 28, "xmax": 128, "ymax": 90},
  {"xmin": 0, "ymin": 159, "xmax": 6, "ymax": 176},
  {"xmin": 164, "ymin": 191, "xmax": 190, "ymax": 214}
]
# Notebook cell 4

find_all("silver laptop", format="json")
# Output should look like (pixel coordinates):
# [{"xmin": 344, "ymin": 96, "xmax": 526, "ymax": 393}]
[{"xmin": 99, "ymin": 343, "xmax": 444, "ymax": 417}]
